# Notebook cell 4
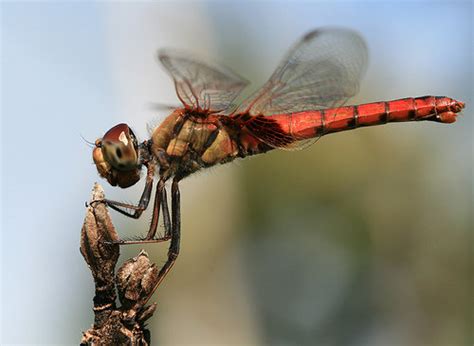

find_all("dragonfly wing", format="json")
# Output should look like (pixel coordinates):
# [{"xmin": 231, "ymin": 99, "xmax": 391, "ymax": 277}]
[
  {"xmin": 236, "ymin": 28, "xmax": 368, "ymax": 150},
  {"xmin": 237, "ymin": 28, "xmax": 368, "ymax": 115},
  {"xmin": 158, "ymin": 49, "xmax": 250, "ymax": 112}
]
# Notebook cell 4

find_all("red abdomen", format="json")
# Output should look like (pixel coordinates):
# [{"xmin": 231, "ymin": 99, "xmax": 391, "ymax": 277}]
[{"xmin": 268, "ymin": 96, "xmax": 465, "ymax": 141}]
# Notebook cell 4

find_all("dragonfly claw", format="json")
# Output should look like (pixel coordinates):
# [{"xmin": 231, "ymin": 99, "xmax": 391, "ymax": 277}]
[{"xmin": 88, "ymin": 198, "xmax": 106, "ymax": 208}]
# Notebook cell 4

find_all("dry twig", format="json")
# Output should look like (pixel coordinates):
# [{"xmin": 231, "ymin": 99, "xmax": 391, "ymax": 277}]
[{"xmin": 80, "ymin": 183, "xmax": 159, "ymax": 345}]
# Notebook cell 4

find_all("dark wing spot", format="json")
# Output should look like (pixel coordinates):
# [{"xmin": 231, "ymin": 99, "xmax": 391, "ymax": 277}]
[{"xmin": 245, "ymin": 115, "xmax": 294, "ymax": 148}]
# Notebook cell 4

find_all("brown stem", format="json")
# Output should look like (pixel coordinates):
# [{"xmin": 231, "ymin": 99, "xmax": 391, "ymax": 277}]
[{"xmin": 80, "ymin": 183, "xmax": 160, "ymax": 345}]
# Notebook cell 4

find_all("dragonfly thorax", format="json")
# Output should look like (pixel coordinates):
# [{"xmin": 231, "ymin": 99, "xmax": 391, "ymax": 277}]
[{"xmin": 150, "ymin": 109, "xmax": 241, "ymax": 180}]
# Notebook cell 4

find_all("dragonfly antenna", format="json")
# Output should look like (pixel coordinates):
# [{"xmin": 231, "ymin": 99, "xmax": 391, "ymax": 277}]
[{"xmin": 80, "ymin": 133, "xmax": 96, "ymax": 148}]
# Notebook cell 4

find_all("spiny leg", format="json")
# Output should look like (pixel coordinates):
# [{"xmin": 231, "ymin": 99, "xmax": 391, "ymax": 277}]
[
  {"xmin": 104, "ymin": 163, "xmax": 155, "ymax": 219},
  {"xmin": 113, "ymin": 178, "xmax": 173, "ymax": 245},
  {"xmin": 143, "ymin": 179, "xmax": 163, "ymax": 240},
  {"xmin": 145, "ymin": 178, "xmax": 171, "ymax": 240},
  {"xmin": 153, "ymin": 178, "xmax": 180, "ymax": 281},
  {"xmin": 170, "ymin": 178, "xmax": 181, "ymax": 255},
  {"xmin": 140, "ymin": 178, "xmax": 181, "ymax": 307}
]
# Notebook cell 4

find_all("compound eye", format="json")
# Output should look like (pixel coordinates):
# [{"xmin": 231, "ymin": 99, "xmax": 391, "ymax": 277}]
[
  {"xmin": 128, "ymin": 127, "xmax": 138, "ymax": 148},
  {"xmin": 101, "ymin": 123, "xmax": 139, "ymax": 170},
  {"xmin": 115, "ymin": 147, "xmax": 123, "ymax": 159}
]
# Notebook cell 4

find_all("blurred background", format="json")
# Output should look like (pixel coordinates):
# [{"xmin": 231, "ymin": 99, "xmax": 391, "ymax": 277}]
[{"xmin": 1, "ymin": 1, "xmax": 472, "ymax": 345}]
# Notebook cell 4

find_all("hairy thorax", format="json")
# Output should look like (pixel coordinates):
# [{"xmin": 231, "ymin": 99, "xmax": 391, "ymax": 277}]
[{"xmin": 150, "ymin": 109, "xmax": 240, "ymax": 179}]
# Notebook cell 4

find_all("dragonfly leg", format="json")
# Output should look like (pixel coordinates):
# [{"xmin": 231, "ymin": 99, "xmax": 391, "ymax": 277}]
[
  {"xmin": 157, "ymin": 178, "xmax": 181, "ymax": 286},
  {"xmin": 100, "ymin": 163, "xmax": 155, "ymax": 219},
  {"xmin": 140, "ymin": 178, "xmax": 181, "ymax": 306},
  {"xmin": 110, "ymin": 177, "xmax": 174, "ymax": 245},
  {"xmin": 145, "ymin": 178, "xmax": 172, "ymax": 240},
  {"xmin": 169, "ymin": 178, "xmax": 181, "ymax": 257}
]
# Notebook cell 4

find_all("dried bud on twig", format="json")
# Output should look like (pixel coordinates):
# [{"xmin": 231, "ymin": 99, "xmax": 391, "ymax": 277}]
[
  {"xmin": 116, "ymin": 251, "xmax": 159, "ymax": 321},
  {"xmin": 80, "ymin": 183, "xmax": 158, "ymax": 345}
]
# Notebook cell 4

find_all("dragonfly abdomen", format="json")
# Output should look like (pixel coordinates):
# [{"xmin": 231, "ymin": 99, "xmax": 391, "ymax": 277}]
[
  {"xmin": 325, "ymin": 96, "xmax": 463, "ymax": 132},
  {"xmin": 267, "ymin": 96, "xmax": 464, "ymax": 143}
]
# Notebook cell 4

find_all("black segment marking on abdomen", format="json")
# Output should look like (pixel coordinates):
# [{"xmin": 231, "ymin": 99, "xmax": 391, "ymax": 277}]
[
  {"xmin": 319, "ymin": 110, "xmax": 326, "ymax": 135},
  {"xmin": 408, "ymin": 98, "xmax": 416, "ymax": 120},
  {"xmin": 379, "ymin": 102, "xmax": 389, "ymax": 124},
  {"xmin": 347, "ymin": 105, "xmax": 359, "ymax": 129}
]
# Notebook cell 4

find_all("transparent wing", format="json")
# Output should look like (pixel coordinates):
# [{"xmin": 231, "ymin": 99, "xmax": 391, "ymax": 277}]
[
  {"xmin": 158, "ymin": 49, "xmax": 250, "ymax": 112},
  {"xmin": 236, "ymin": 28, "xmax": 368, "ymax": 116}
]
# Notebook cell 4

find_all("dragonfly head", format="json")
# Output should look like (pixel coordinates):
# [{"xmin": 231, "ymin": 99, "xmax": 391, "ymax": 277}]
[{"xmin": 93, "ymin": 123, "xmax": 141, "ymax": 188}]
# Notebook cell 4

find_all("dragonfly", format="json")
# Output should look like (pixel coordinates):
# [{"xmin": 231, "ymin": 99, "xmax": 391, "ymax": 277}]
[{"xmin": 92, "ymin": 28, "xmax": 464, "ymax": 298}]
